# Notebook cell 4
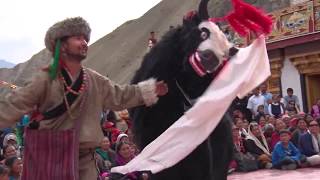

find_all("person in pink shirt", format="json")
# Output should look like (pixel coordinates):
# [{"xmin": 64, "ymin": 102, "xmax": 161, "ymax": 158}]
[{"xmin": 311, "ymin": 98, "xmax": 320, "ymax": 119}]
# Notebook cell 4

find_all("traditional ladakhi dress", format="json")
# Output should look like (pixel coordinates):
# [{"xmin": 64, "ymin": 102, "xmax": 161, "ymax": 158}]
[{"xmin": 0, "ymin": 67, "xmax": 157, "ymax": 180}]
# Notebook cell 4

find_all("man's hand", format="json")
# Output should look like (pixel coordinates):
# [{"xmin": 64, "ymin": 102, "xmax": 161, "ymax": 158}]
[{"xmin": 155, "ymin": 81, "xmax": 168, "ymax": 96}]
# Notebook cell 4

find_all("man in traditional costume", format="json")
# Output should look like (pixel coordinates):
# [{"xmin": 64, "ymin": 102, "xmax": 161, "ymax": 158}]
[{"xmin": 0, "ymin": 17, "xmax": 167, "ymax": 180}]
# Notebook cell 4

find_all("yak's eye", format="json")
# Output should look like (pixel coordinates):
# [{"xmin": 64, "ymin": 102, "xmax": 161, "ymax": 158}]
[{"xmin": 200, "ymin": 28, "xmax": 210, "ymax": 40}]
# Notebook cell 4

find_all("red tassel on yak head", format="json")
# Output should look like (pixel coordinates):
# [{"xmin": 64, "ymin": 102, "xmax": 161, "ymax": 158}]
[{"xmin": 223, "ymin": 0, "xmax": 273, "ymax": 37}]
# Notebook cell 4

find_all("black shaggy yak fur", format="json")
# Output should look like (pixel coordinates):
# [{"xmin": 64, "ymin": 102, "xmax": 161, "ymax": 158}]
[{"xmin": 128, "ymin": 11, "xmax": 234, "ymax": 180}]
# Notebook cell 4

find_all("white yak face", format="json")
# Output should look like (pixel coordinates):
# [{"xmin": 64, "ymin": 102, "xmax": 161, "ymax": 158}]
[{"xmin": 196, "ymin": 21, "xmax": 233, "ymax": 73}]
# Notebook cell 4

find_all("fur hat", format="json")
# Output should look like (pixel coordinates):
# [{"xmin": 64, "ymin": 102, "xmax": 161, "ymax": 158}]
[{"xmin": 44, "ymin": 17, "xmax": 91, "ymax": 52}]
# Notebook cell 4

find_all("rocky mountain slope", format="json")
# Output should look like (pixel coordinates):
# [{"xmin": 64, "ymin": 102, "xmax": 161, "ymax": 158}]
[{"xmin": 0, "ymin": 0, "xmax": 291, "ymax": 97}]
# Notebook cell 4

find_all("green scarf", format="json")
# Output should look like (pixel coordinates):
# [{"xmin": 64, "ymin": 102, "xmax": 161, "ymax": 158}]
[{"xmin": 96, "ymin": 148, "xmax": 110, "ymax": 161}]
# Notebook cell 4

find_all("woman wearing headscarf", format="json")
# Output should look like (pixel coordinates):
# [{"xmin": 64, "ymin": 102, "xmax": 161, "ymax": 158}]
[
  {"xmin": 112, "ymin": 141, "xmax": 138, "ymax": 179},
  {"xmin": 96, "ymin": 137, "xmax": 116, "ymax": 174},
  {"xmin": 244, "ymin": 122, "xmax": 272, "ymax": 169}
]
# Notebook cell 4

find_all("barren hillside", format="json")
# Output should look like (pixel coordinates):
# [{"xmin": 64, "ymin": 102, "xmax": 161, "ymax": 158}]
[{"xmin": 0, "ymin": 0, "xmax": 291, "ymax": 97}]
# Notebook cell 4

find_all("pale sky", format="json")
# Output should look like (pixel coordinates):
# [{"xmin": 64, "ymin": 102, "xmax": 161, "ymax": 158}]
[{"xmin": 0, "ymin": 0, "xmax": 162, "ymax": 64}]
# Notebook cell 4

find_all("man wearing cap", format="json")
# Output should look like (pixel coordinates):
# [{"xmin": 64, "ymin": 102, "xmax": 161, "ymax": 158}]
[
  {"xmin": 0, "ymin": 17, "xmax": 168, "ymax": 179},
  {"xmin": 272, "ymin": 129, "xmax": 306, "ymax": 170}
]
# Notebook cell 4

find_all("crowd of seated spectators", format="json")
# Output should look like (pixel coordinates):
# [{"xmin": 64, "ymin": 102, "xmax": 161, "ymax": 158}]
[
  {"xmin": 0, "ymin": 84, "xmax": 319, "ymax": 179},
  {"xmin": 228, "ymin": 85, "xmax": 320, "ymax": 174}
]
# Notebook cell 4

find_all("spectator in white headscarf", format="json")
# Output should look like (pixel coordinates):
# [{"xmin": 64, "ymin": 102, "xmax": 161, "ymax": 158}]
[{"xmin": 244, "ymin": 122, "xmax": 272, "ymax": 169}]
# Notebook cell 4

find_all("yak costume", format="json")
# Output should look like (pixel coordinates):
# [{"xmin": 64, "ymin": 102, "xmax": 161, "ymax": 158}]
[
  {"xmin": 112, "ymin": 35, "xmax": 271, "ymax": 175},
  {"xmin": 111, "ymin": 0, "xmax": 272, "ymax": 179},
  {"xmin": 0, "ymin": 17, "xmax": 161, "ymax": 180}
]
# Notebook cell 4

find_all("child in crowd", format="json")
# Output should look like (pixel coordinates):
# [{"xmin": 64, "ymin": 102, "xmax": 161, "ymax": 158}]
[
  {"xmin": 272, "ymin": 130, "xmax": 306, "ymax": 170},
  {"xmin": 268, "ymin": 94, "xmax": 284, "ymax": 118},
  {"xmin": 255, "ymin": 105, "xmax": 265, "ymax": 123}
]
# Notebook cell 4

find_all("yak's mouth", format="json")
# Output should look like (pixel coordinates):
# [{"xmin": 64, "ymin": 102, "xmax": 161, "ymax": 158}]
[
  {"xmin": 189, "ymin": 47, "xmax": 239, "ymax": 77},
  {"xmin": 189, "ymin": 50, "xmax": 221, "ymax": 77}
]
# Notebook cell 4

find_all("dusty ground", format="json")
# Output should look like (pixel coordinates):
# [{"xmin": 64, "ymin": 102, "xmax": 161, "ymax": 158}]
[{"xmin": 228, "ymin": 168, "xmax": 320, "ymax": 180}]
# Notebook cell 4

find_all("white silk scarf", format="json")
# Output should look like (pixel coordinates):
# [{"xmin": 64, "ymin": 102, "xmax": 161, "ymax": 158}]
[{"xmin": 112, "ymin": 36, "xmax": 271, "ymax": 174}]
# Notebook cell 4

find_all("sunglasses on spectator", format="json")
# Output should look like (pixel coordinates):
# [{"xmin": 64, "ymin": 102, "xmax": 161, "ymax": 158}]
[{"xmin": 309, "ymin": 124, "xmax": 319, "ymax": 127}]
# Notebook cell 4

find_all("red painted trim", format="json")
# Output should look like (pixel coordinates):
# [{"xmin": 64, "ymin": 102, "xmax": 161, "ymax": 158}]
[{"xmin": 267, "ymin": 32, "xmax": 320, "ymax": 50}]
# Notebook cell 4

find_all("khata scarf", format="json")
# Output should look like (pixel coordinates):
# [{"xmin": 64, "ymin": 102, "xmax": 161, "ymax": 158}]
[{"xmin": 246, "ymin": 123, "xmax": 271, "ymax": 156}]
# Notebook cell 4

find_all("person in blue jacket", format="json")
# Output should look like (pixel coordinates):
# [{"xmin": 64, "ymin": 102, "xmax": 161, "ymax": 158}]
[{"xmin": 272, "ymin": 129, "xmax": 306, "ymax": 170}]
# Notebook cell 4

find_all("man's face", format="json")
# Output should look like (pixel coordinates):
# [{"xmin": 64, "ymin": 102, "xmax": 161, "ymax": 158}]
[
  {"xmin": 288, "ymin": 101, "xmax": 295, "ymax": 108},
  {"xmin": 280, "ymin": 133, "xmax": 291, "ymax": 144},
  {"xmin": 287, "ymin": 90, "xmax": 293, "ymax": 96},
  {"xmin": 309, "ymin": 121, "xmax": 320, "ymax": 135},
  {"xmin": 253, "ymin": 88, "xmax": 260, "ymax": 95},
  {"xmin": 260, "ymin": 84, "xmax": 267, "ymax": 93},
  {"xmin": 62, "ymin": 35, "xmax": 88, "ymax": 61},
  {"xmin": 297, "ymin": 119, "xmax": 307, "ymax": 130}
]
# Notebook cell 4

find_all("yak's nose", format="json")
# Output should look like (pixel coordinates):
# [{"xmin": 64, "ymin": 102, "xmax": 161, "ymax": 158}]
[
  {"xmin": 228, "ymin": 47, "xmax": 239, "ymax": 57},
  {"xmin": 198, "ymin": 50, "xmax": 220, "ymax": 73}
]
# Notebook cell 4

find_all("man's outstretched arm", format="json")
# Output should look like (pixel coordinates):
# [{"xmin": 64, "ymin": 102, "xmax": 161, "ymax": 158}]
[{"xmin": 0, "ymin": 72, "xmax": 47, "ymax": 128}]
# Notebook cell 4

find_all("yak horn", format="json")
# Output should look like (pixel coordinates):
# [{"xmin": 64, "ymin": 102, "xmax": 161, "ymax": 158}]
[{"xmin": 198, "ymin": 0, "xmax": 210, "ymax": 20}]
